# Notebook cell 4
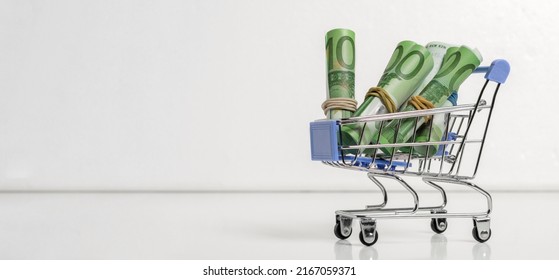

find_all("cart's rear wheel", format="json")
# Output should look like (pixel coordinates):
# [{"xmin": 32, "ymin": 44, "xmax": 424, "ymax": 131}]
[
  {"xmin": 334, "ymin": 222, "xmax": 351, "ymax": 240},
  {"xmin": 430, "ymin": 218, "xmax": 448, "ymax": 234},
  {"xmin": 472, "ymin": 227, "xmax": 491, "ymax": 243},
  {"xmin": 359, "ymin": 230, "xmax": 378, "ymax": 246}
]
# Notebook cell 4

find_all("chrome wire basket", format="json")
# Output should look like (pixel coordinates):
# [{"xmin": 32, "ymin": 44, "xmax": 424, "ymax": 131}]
[{"xmin": 309, "ymin": 59, "xmax": 510, "ymax": 246}]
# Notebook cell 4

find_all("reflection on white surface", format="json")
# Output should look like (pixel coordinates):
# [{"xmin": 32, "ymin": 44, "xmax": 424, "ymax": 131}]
[
  {"xmin": 473, "ymin": 243, "xmax": 491, "ymax": 260},
  {"xmin": 333, "ymin": 240, "xmax": 379, "ymax": 260},
  {"xmin": 332, "ymin": 234, "xmax": 490, "ymax": 260},
  {"xmin": 0, "ymin": 192, "xmax": 556, "ymax": 259},
  {"xmin": 359, "ymin": 245, "xmax": 379, "ymax": 260},
  {"xmin": 334, "ymin": 240, "xmax": 353, "ymax": 260},
  {"xmin": 430, "ymin": 234, "xmax": 448, "ymax": 260}
]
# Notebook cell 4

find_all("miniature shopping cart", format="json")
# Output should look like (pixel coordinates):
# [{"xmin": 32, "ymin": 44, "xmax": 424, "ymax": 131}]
[{"xmin": 309, "ymin": 59, "xmax": 510, "ymax": 246}]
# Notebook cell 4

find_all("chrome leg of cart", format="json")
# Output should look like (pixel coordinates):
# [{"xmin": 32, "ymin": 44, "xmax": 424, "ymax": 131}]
[{"xmin": 333, "ymin": 174, "xmax": 492, "ymax": 246}]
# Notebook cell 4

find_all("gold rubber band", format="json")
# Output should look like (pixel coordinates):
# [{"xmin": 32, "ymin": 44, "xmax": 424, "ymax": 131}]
[
  {"xmin": 408, "ymin": 95, "xmax": 435, "ymax": 122},
  {"xmin": 322, "ymin": 98, "xmax": 358, "ymax": 116},
  {"xmin": 364, "ymin": 87, "xmax": 397, "ymax": 113}
]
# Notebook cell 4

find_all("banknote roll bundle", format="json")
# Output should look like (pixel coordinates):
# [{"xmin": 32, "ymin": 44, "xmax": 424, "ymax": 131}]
[{"xmin": 324, "ymin": 28, "xmax": 356, "ymax": 120}]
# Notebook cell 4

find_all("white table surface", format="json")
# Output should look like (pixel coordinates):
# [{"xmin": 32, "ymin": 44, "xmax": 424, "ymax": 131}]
[{"xmin": 0, "ymin": 191, "xmax": 557, "ymax": 259}]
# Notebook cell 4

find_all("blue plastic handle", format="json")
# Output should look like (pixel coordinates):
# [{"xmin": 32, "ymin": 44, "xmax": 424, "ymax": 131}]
[{"xmin": 473, "ymin": 59, "xmax": 510, "ymax": 84}]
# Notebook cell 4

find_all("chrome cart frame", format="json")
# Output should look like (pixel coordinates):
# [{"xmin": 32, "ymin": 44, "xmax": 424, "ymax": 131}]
[{"xmin": 309, "ymin": 59, "xmax": 510, "ymax": 246}]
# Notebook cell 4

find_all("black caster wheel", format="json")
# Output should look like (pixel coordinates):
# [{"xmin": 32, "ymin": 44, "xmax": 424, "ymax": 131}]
[
  {"xmin": 359, "ymin": 230, "xmax": 378, "ymax": 246},
  {"xmin": 334, "ymin": 222, "xmax": 352, "ymax": 240},
  {"xmin": 430, "ymin": 218, "xmax": 448, "ymax": 234},
  {"xmin": 472, "ymin": 227, "xmax": 491, "ymax": 243}
]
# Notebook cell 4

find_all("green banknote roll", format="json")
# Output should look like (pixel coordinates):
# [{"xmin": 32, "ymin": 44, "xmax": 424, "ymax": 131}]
[
  {"xmin": 324, "ymin": 29, "xmax": 356, "ymax": 119},
  {"xmin": 339, "ymin": 41, "xmax": 434, "ymax": 152},
  {"xmin": 375, "ymin": 45, "xmax": 482, "ymax": 155},
  {"xmin": 400, "ymin": 92, "xmax": 457, "ymax": 157},
  {"xmin": 404, "ymin": 42, "xmax": 457, "ymax": 107},
  {"xmin": 441, "ymin": 46, "xmax": 460, "ymax": 65}
]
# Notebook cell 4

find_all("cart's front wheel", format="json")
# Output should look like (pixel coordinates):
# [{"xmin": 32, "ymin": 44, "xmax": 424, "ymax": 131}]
[
  {"xmin": 359, "ymin": 230, "xmax": 378, "ymax": 246},
  {"xmin": 430, "ymin": 218, "xmax": 448, "ymax": 234},
  {"xmin": 472, "ymin": 227, "xmax": 491, "ymax": 243},
  {"xmin": 334, "ymin": 222, "xmax": 352, "ymax": 240}
]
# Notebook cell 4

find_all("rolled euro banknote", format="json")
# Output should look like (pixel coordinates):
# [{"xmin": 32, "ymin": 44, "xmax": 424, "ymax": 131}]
[
  {"xmin": 339, "ymin": 40, "xmax": 434, "ymax": 152},
  {"xmin": 396, "ymin": 42, "xmax": 456, "ymax": 155},
  {"xmin": 402, "ymin": 42, "xmax": 457, "ymax": 109},
  {"xmin": 375, "ymin": 45, "xmax": 482, "ymax": 155},
  {"xmin": 323, "ymin": 29, "xmax": 356, "ymax": 119},
  {"xmin": 400, "ymin": 92, "xmax": 458, "ymax": 157}
]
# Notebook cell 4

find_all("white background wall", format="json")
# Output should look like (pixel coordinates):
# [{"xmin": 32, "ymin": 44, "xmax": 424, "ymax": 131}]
[{"xmin": 1, "ymin": 0, "xmax": 558, "ymax": 191}]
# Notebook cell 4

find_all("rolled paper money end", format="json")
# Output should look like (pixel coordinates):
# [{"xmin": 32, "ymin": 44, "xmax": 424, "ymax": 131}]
[
  {"xmin": 326, "ymin": 28, "xmax": 355, "ymax": 37},
  {"xmin": 468, "ymin": 46, "xmax": 483, "ymax": 63}
]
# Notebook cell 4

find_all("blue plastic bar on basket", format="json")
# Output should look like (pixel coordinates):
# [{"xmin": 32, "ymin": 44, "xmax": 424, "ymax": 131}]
[
  {"xmin": 473, "ymin": 59, "xmax": 510, "ymax": 84},
  {"xmin": 340, "ymin": 156, "xmax": 410, "ymax": 171}
]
